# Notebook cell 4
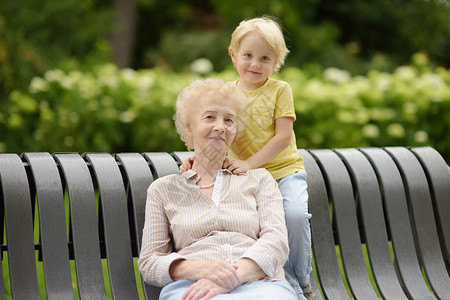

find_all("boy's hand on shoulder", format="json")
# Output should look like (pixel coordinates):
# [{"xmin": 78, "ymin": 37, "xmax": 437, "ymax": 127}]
[
  {"xmin": 223, "ymin": 158, "xmax": 252, "ymax": 174},
  {"xmin": 180, "ymin": 156, "xmax": 195, "ymax": 174}
]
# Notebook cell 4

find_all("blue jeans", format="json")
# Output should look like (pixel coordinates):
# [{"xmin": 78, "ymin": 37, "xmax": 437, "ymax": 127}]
[
  {"xmin": 160, "ymin": 279, "xmax": 297, "ymax": 299},
  {"xmin": 276, "ymin": 170, "xmax": 313, "ymax": 295}
]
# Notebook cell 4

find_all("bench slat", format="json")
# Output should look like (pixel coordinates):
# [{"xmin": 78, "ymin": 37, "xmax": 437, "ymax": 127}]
[
  {"xmin": 360, "ymin": 148, "xmax": 435, "ymax": 299},
  {"xmin": 335, "ymin": 148, "xmax": 409, "ymax": 299},
  {"xmin": 142, "ymin": 152, "xmax": 180, "ymax": 297},
  {"xmin": 385, "ymin": 147, "xmax": 450, "ymax": 299},
  {"xmin": 143, "ymin": 152, "xmax": 180, "ymax": 178},
  {"xmin": 300, "ymin": 150, "xmax": 347, "ymax": 300},
  {"xmin": 0, "ymin": 154, "xmax": 40, "ymax": 299},
  {"xmin": 54, "ymin": 153, "xmax": 106, "ymax": 299},
  {"xmin": 410, "ymin": 147, "xmax": 450, "ymax": 264},
  {"xmin": 171, "ymin": 151, "xmax": 193, "ymax": 166},
  {"xmin": 23, "ymin": 152, "xmax": 74, "ymax": 299},
  {"xmin": 115, "ymin": 153, "xmax": 153, "ymax": 252},
  {"xmin": 309, "ymin": 149, "xmax": 379, "ymax": 300},
  {"xmin": 85, "ymin": 153, "xmax": 140, "ymax": 299},
  {"xmin": 115, "ymin": 153, "xmax": 160, "ymax": 300}
]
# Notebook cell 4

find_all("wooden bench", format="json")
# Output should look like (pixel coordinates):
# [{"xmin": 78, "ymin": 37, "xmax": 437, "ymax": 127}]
[{"xmin": 0, "ymin": 147, "xmax": 449, "ymax": 299}]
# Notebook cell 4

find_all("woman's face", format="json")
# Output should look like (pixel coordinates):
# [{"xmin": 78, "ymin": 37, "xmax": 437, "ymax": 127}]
[{"xmin": 188, "ymin": 97, "xmax": 237, "ymax": 157}]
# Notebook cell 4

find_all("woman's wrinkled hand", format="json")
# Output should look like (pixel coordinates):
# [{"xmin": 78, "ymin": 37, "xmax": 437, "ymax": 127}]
[
  {"xmin": 199, "ymin": 260, "xmax": 239, "ymax": 290},
  {"xmin": 183, "ymin": 278, "xmax": 231, "ymax": 300}
]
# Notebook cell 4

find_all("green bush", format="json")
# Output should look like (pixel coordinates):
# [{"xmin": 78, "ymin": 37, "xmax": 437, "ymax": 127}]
[
  {"xmin": 0, "ymin": 65, "xmax": 195, "ymax": 153},
  {"xmin": 278, "ymin": 53, "xmax": 450, "ymax": 161},
  {"xmin": 1, "ymin": 53, "xmax": 449, "ymax": 163}
]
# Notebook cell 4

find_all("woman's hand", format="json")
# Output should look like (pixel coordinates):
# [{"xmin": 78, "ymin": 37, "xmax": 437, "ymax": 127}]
[
  {"xmin": 199, "ymin": 260, "xmax": 240, "ymax": 290},
  {"xmin": 180, "ymin": 156, "xmax": 195, "ymax": 173},
  {"xmin": 222, "ymin": 158, "xmax": 252, "ymax": 174},
  {"xmin": 182, "ymin": 259, "xmax": 266, "ymax": 300},
  {"xmin": 183, "ymin": 278, "xmax": 231, "ymax": 300},
  {"xmin": 170, "ymin": 260, "xmax": 239, "ymax": 290},
  {"xmin": 233, "ymin": 258, "xmax": 266, "ymax": 284}
]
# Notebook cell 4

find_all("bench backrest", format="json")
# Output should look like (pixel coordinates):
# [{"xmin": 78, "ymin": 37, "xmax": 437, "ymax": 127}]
[{"xmin": 0, "ymin": 147, "xmax": 449, "ymax": 299}]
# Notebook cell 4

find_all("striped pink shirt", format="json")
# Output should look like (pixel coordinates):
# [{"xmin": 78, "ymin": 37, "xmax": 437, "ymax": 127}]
[{"xmin": 138, "ymin": 168, "xmax": 289, "ymax": 287}]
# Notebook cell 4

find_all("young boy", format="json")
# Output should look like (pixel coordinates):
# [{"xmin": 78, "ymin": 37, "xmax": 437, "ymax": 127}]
[
  {"xmin": 182, "ymin": 16, "xmax": 314, "ymax": 300},
  {"xmin": 226, "ymin": 16, "xmax": 314, "ymax": 300}
]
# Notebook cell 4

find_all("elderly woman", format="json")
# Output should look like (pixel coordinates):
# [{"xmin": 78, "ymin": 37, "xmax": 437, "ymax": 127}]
[{"xmin": 138, "ymin": 78, "xmax": 297, "ymax": 300}]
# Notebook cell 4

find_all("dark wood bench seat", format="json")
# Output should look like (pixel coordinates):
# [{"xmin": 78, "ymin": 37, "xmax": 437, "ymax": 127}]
[{"xmin": 0, "ymin": 147, "xmax": 448, "ymax": 299}]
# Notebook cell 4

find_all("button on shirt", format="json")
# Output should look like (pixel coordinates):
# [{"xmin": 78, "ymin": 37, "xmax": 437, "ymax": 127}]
[{"xmin": 138, "ymin": 168, "xmax": 289, "ymax": 287}]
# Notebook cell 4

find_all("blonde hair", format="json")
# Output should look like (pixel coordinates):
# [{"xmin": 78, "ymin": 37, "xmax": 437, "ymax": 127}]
[
  {"xmin": 175, "ymin": 78, "xmax": 247, "ymax": 151},
  {"xmin": 229, "ymin": 16, "xmax": 289, "ymax": 72}
]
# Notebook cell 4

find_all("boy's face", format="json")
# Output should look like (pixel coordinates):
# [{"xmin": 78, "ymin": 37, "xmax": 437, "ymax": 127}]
[{"xmin": 231, "ymin": 32, "xmax": 277, "ymax": 90}]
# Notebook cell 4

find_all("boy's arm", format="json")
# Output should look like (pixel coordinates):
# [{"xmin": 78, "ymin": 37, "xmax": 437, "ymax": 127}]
[
  {"xmin": 179, "ymin": 156, "xmax": 195, "ymax": 173},
  {"xmin": 225, "ymin": 117, "xmax": 293, "ymax": 173}
]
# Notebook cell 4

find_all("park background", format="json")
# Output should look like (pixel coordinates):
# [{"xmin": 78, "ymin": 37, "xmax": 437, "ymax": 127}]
[
  {"xmin": 0, "ymin": 1, "xmax": 449, "ymax": 299},
  {"xmin": 1, "ymin": 0, "xmax": 449, "ymax": 163}
]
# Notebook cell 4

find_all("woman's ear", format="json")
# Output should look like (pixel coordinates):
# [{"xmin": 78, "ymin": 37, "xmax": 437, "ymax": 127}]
[{"xmin": 186, "ymin": 122, "xmax": 192, "ymax": 135}]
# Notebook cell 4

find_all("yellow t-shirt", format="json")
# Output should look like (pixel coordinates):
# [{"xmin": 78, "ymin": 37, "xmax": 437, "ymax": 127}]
[{"xmin": 229, "ymin": 78, "xmax": 304, "ymax": 180}]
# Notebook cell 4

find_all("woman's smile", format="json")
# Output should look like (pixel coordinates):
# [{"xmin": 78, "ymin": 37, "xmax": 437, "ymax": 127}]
[{"xmin": 209, "ymin": 135, "xmax": 226, "ymax": 142}]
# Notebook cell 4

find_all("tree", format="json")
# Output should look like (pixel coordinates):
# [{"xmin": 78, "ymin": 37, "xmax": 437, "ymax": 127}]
[{"xmin": 110, "ymin": 0, "xmax": 137, "ymax": 68}]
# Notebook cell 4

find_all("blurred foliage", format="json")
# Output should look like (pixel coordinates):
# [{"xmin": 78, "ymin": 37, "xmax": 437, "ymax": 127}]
[
  {"xmin": 314, "ymin": 0, "xmax": 450, "ymax": 70},
  {"xmin": 0, "ymin": 65, "xmax": 192, "ymax": 153},
  {"xmin": 1, "ymin": 0, "xmax": 449, "ymax": 96},
  {"xmin": 137, "ymin": 0, "xmax": 450, "ymax": 75},
  {"xmin": 0, "ymin": 0, "xmax": 112, "ymax": 99},
  {"xmin": 1, "ymin": 53, "xmax": 449, "ymax": 163},
  {"xmin": 282, "ymin": 53, "xmax": 450, "ymax": 161},
  {"xmin": 0, "ymin": 0, "xmax": 449, "ymax": 162}
]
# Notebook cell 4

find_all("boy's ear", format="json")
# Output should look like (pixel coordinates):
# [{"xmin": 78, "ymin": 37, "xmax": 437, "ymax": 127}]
[{"xmin": 229, "ymin": 47, "xmax": 237, "ymax": 64}]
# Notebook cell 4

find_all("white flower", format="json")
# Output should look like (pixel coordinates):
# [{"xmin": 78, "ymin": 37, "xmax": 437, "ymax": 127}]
[
  {"xmin": 190, "ymin": 58, "xmax": 214, "ymax": 75},
  {"xmin": 323, "ymin": 67, "xmax": 351, "ymax": 84},
  {"xmin": 121, "ymin": 68, "xmax": 137, "ymax": 82},
  {"xmin": 29, "ymin": 77, "xmax": 48, "ymax": 93},
  {"xmin": 403, "ymin": 103, "xmax": 418, "ymax": 115},
  {"xmin": 387, "ymin": 123, "xmax": 405, "ymax": 138},
  {"xmin": 135, "ymin": 73, "xmax": 155, "ymax": 97},
  {"xmin": 60, "ymin": 76, "xmax": 74, "ymax": 89},
  {"xmin": 79, "ymin": 75, "xmax": 100, "ymax": 99},
  {"xmin": 374, "ymin": 73, "xmax": 391, "ymax": 91},
  {"xmin": 421, "ymin": 73, "xmax": 444, "ymax": 88},
  {"xmin": 44, "ymin": 69, "xmax": 65, "ymax": 82},
  {"xmin": 414, "ymin": 131, "xmax": 428, "ymax": 143},
  {"xmin": 362, "ymin": 124, "xmax": 379, "ymax": 139},
  {"xmin": 119, "ymin": 111, "xmax": 135, "ymax": 123},
  {"xmin": 394, "ymin": 66, "xmax": 416, "ymax": 81}
]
